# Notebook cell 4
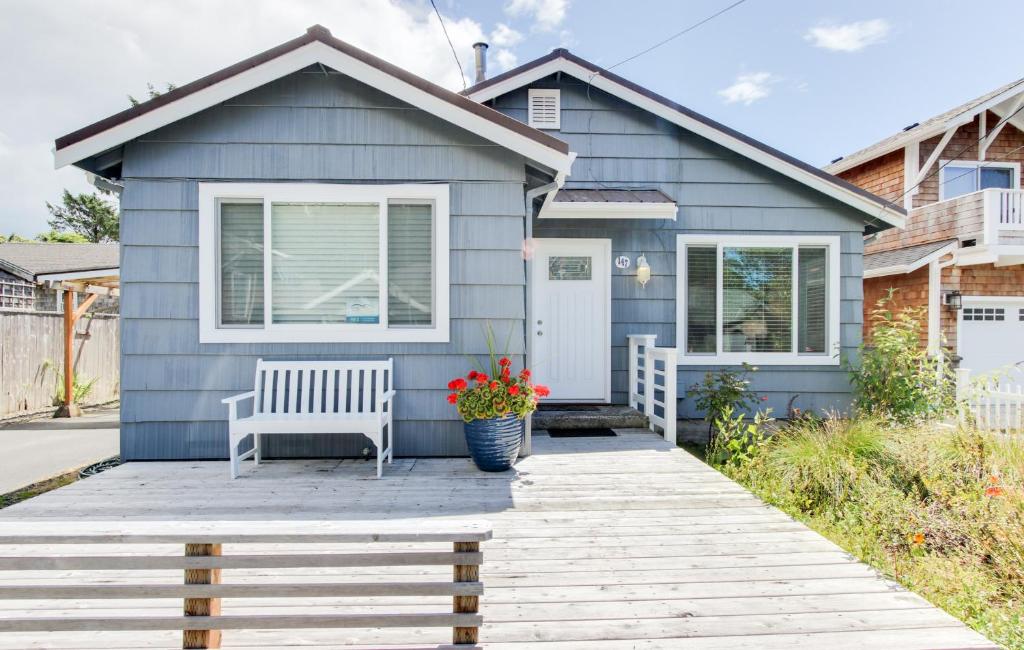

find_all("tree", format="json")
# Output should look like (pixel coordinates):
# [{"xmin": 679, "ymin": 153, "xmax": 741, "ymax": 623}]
[
  {"xmin": 0, "ymin": 233, "xmax": 31, "ymax": 243},
  {"xmin": 45, "ymin": 190, "xmax": 119, "ymax": 242},
  {"xmin": 128, "ymin": 82, "xmax": 177, "ymax": 107},
  {"xmin": 36, "ymin": 230, "xmax": 90, "ymax": 243}
]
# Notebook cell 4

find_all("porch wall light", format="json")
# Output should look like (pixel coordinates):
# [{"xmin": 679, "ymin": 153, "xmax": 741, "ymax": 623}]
[
  {"xmin": 943, "ymin": 290, "xmax": 962, "ymax": 310},
  {"xmin": 636, "ymin": 254, "xmax": 651, "ymax": 287}
]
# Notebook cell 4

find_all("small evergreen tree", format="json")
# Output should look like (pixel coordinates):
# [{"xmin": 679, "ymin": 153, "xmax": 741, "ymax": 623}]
[{"xmin": 45, "ymin": 191, "xmax": 119, "ymax": 242}]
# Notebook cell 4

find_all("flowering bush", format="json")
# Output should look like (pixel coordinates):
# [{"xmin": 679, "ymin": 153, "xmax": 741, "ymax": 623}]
[{"xmin": 447, "ymin": 356, "xmax": 549, "ymax": 423}]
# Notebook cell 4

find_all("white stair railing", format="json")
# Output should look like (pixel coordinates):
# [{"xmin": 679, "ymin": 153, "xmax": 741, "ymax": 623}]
[
  {"xmin": 627, "ymin": 334, "xmax": 657, "ymax": 410},
  {"xmin": 644, "ymin": 347, "xmax": 678, "ymax": 444},
  {"xmin": 957, "ymin": 368, "xmax": 1024, "ymax": 434}
]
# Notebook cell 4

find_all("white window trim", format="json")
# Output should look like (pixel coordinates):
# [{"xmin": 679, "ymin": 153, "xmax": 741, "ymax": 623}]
[
  {"xmin": 528, "ymin": 88, "xmax": 561, "ymax": 130},
  {"xmin": 198, "ymin": 182, "xmax": 449, "ymax": 343},
  {"xmin": 938, "ymin": 160, "xmax": 1020, "ymax": 201},
  {"xmin": 675, "ymin": 234, "xmax": 842, "ymax": 366}
]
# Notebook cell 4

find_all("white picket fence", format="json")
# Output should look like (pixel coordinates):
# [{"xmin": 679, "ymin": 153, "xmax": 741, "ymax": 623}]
[
  {"xmin": 956, "ymin": 368, "xmax": 1024, "ymax": 434},
  {"xmin": 627, "ymin": 334, "xmax": 677, "ymax": 444}
]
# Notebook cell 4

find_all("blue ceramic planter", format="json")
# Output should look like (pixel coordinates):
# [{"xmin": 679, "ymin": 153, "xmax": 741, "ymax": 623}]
[{"xmin": 464, "ymin": 415, "xmax": 524, "ymax": 472}]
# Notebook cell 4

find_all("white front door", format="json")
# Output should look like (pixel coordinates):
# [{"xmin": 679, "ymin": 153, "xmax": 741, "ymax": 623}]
[
  {"xmin": 530, "ymin": 239, "xmax": 611, "ymax": 402},
  {"xmin": 960, "ymin": 297, "xmax": 1024, "ymax": 387}
]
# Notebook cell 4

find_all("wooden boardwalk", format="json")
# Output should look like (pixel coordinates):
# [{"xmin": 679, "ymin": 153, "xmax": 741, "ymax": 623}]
[{"xmin": 0, "ymin": 430, "xmax": 996, "ymax": 649}]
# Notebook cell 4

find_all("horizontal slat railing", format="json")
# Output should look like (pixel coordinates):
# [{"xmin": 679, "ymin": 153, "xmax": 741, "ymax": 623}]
[
  {"xmin": 627, "ymin": 334, "xmax": 657, "ymax": 410},
  {"xmin": 0, "ymin": 520, "xmax": 492, "ymax": 648},
  {"xmin": 644, "ymin": 347, "xmax": 679, "ymax": 444}
]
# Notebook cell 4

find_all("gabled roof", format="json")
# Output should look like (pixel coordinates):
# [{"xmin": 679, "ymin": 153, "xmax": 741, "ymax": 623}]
[
  {"xmin": 825, "ymin": 77, "xmax": 1024, "ymax": 175},
  {"xmin": 464, "ymin": 49, "xmax": 905, "ymax": 228},
  {"xmin": 0, "ymin": 243, "xmax": 119, "ymax": 283},
  {"xmin": 54, "ymin": 25, "xmax": 572, "ymax": 175},
  {"xmin": 863, "ymin": 239, "xmax": 958, "ymax": 278}
]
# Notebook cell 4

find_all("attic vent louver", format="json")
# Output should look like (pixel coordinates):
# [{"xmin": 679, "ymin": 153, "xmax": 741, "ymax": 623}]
[{"xmin": 528, "ymin": 89, "xmax": 561, "ymax": 130}]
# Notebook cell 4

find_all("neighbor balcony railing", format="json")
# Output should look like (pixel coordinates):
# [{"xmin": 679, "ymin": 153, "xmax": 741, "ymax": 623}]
[{"xmin": 983, "ymin": 188, "xmax": 1024, "ymax": 245}]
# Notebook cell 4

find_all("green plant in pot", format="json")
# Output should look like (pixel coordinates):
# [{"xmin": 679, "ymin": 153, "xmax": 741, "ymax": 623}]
[{"xmin": 446, "ymin": 328, "xmax": 548, "ymax": 471}]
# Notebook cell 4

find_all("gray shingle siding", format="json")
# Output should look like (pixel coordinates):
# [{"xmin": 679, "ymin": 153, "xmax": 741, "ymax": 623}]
[
  {"xmin": 119, "ymin": 69, "xmax": 529, "ymax": 459},
  {"xmin": 489, "ymin": 75, "xmax": 866, "ymax": 418}
]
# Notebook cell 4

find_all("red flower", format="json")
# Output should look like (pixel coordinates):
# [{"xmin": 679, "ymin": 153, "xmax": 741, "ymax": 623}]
[
  {"xmin": 446, "ymin": 393, "xmax": 458, "ymax": 404},
  {"xmin": 447, "ymin": 378, "xmax": 467, "ymax": 391},
  {"xmin": 986, "ymin": 486, "xmax": 1004, "ymax": 497},
  {"xmin": 468, "ymin": 370, "xmax": 478, "ymax": 381},
  {"xmin": 519, "ymin": 369, "xmax": 531, "ymax": 379},
  {"xmin": 534, "ymin": 384, "xmax": 550, "ymax": 397},
  {"xmin": 476, "ymin": 373, "xmax": 489, "ymax": 383},
  {"xmin": 509, "ymin": 384, "xmax": 520, "ymax": 396},
  {"xmin": 489, "ymin": 380, "xmax": 500, "ymax": 391},
  {"xmin": 499, "ymin": 357, "xmax": 511, "ymax": 367}
]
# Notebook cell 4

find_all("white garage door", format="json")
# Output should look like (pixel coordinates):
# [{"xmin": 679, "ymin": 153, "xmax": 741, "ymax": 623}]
[{"xmin": 960, "ymin": 298, "xmax": 1024, "ymax": 387}]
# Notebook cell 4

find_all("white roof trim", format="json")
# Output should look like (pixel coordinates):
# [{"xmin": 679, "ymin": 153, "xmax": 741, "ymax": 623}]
[
  {"xmin": 826, "ymin": 84, "xmax": 1024, "ymax": 175},
  {"xmin": 539, "ymin": 200, "xmax": 678, "ymax": 220},
  {"xmin": 54, "ymin": 41, "xmax": 572, "ymax": 176},
  {"xmin": 35, "ymin": 267, "xmax": 120, "ymax": 283},
  {"xmin": 863, "ymin": 242, "xmax": 958, "ymax": 278},
  {"xmin": 467, "ymin": 58, "xmax": 904, "ymax": 228}
]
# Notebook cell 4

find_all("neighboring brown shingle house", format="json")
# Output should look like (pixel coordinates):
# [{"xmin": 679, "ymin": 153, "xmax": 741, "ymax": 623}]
[{"xmin": 826, "ymin": 79, "xmax": 1024, "ymax": 380}]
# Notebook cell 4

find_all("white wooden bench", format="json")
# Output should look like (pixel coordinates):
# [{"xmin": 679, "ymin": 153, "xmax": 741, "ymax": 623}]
[
  {"xmin": 223, "ymin": 359, "xmax": 395, "ymax": 479},
  {"xmin": 0, "ymin": 519, "xmax": 491, "ymax": 648}
]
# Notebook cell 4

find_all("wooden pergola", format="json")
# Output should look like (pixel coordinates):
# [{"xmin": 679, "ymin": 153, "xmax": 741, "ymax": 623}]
[{"xmin": 37, "ymin": 268, "xmax": 120, "ymax": 418}]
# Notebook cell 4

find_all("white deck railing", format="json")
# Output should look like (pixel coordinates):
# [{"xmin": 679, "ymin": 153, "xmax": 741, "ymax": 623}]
[
  {"xmin": 983, "ymin": 188, "xmax": 1024, "ymax": 243},
  {"xmin": 627, "ymin": 335, "xmax": 677, "ymax": 444},
  {"xmin": 957, "ymin": 368, "xmax": 1024, "ymax": 434}
]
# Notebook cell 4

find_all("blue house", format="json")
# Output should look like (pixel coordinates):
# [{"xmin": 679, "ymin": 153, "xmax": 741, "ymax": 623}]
[{"xmin": 54, "ymin": 26, "xmax": 905, "ymax": 460}]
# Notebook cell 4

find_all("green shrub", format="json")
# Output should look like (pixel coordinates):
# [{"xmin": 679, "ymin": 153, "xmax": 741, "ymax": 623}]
[
  {"xmin": 848, "ymin": 291, "xmax": 954, "ymax": 423},
  {"xmin": 706, "ymin": 406, "xmax": 772, "ymax": 469},
  {"xmin": 687, "ymin": 363, "xmax": 760, "ymax": 438}
]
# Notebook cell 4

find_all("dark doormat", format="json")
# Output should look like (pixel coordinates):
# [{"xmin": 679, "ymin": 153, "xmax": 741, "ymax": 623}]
[
  {"xmin": 537, "ymin": 404, "xmax": 601, "ymax": 412},
  {"xmin": 547, "ymin": 428, "xmax": 617, "ymax": 437}
]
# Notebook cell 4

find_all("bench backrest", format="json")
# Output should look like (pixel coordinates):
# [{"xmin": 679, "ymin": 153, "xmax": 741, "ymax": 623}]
[
  {"xmin": 253, "ymin": 358, "xmax": 393, "ymax": 417},
  {"xmin": 0, "ymin": 519, "xmax": 490, "ymax": 647}
]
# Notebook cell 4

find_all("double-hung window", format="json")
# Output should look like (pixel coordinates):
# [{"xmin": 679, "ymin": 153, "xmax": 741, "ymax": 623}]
[
  {"xmin": 938, "ymin": 160, "xmax": 1019, "ymax": 201},
  {"xmin": 199, "ymin": 183, "xmax": 449, "ymax": 343},
  {"xmin": 676, "ymin": 234, "xmax": 840, "ymax": 365}
]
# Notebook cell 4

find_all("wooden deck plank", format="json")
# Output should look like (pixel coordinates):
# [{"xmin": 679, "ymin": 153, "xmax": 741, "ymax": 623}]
[{"xmin": 0, "ymin": 431, "xmax": 993, "ymax": 648}]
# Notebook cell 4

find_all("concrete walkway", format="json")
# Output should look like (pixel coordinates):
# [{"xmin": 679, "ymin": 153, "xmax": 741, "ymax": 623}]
[{"xmin": 0, "ymin": 405, "xmax": 118, "ymax": 494}]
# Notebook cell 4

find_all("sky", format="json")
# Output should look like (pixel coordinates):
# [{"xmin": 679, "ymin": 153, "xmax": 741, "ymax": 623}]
[{"xmin": 1, "ymin": 0, "xmax": 1022, "ymax": 236}]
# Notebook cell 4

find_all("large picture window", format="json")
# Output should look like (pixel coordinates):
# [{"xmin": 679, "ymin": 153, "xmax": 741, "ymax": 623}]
[
  {"xmin": 676, "ymin": 235, "xmax": 841, "ymax": 365},
  {"xmin": 199, "ymin": 183, "xmax": 449, "ymax": 343}
]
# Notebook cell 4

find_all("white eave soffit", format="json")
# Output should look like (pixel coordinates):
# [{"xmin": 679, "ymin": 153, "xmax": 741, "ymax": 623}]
[
  {"xmin": 467, "ymin": 58, "xmax": 905, "ymax": 228},
  {"xmin": 54, "ymin": 41, "xmax": 572, "ymax": 176},
  {"xmin": 539, "ymin": 201, "xmax": 678, "ymax": 220}
]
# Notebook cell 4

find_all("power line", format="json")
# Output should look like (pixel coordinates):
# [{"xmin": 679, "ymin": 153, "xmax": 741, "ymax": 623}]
[
  {"xmin": 601, "ymin": 0, "xmax": 750, "ymax": 74},
  {"xmin": 430, "ymin": 0, "xmax": 467, "ymax": 90}
]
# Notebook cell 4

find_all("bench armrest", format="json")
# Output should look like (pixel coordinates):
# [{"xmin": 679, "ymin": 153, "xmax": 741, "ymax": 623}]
[
  {"xmin": 222, "ymin": 391, "xmax": 256, "ymax": 421},
  {"xmin": 222, "ymin": 391, "xmax": 256, "ymax": 405}
]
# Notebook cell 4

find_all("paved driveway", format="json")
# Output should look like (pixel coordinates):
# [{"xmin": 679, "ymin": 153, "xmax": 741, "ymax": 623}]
[{"xmin": 0, "ymin": 406, "xmax": 118, "ymax": 494}]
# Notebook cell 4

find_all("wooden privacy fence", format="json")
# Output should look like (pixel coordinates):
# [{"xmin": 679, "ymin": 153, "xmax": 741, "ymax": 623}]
[
  {"xmin": 0, "ymin": 520, "xmax": 491, "ymax": 648},
  {"xmin": 0, "ymin": 310, "xmax": 118, "ymax": 418},
  {"xmin": 957, "ymin": 368, "xmax": 1024, "ymax": 434},
  {"xmin": 627, "ymin": 334, "xmax": 678, "ymax": 443}
]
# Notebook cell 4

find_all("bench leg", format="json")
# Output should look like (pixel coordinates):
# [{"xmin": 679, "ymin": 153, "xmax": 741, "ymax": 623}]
[
  {"xmin": 254, "ymin": 433, "xmax": 261, "ymax": 465},
  {"xmin": 229, "ymin": 435, "xmax": 240, "ymax": 480}
]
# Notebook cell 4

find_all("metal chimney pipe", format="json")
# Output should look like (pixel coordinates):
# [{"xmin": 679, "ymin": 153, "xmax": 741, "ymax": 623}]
[{"xmin": 472, "ymin": 42, "xmax": 488, "ymax": 84}]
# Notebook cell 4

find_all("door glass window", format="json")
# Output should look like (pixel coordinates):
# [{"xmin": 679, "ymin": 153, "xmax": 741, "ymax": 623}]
[{"xmin": 549, "ymin": 256, "xmax": 592, "ymax": 280}]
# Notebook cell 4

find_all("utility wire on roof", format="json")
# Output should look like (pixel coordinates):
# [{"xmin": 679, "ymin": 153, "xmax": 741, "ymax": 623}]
[
  {"xmin": 600, "ymin": 0, "xmax": 750, "ymax": 75},
  {"xmin": 430, "ymin": 0, "xmax": 467, "ymax": 90}
]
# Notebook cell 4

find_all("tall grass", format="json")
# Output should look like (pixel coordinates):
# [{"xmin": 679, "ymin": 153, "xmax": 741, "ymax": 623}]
[{"xmin": 721, "ymin": 418, "xmax": 1024, "ymax": 649}]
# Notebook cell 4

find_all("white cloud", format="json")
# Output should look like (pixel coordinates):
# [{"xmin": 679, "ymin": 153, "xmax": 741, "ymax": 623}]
[
  {"xmin": 490, "ymin": 23, "xmax": 522, "ymax": 47},
  {"xmin": 0, "ymin": 0, "xmax": 488, "ymax": 235},
  {"xmin": 504, "ymin": 0, "xmax": 568, "ymax": 32},
  {"xmin": 493, "ymin": 48, "xmax": 519, "ymax": 72},
  {"xmin": 718, "ymin": 72, "xmax": 776, "ymax": 106},
  {"xmin": 804, "ymin": 19, "xmax": 890, "ymax": 52}
]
